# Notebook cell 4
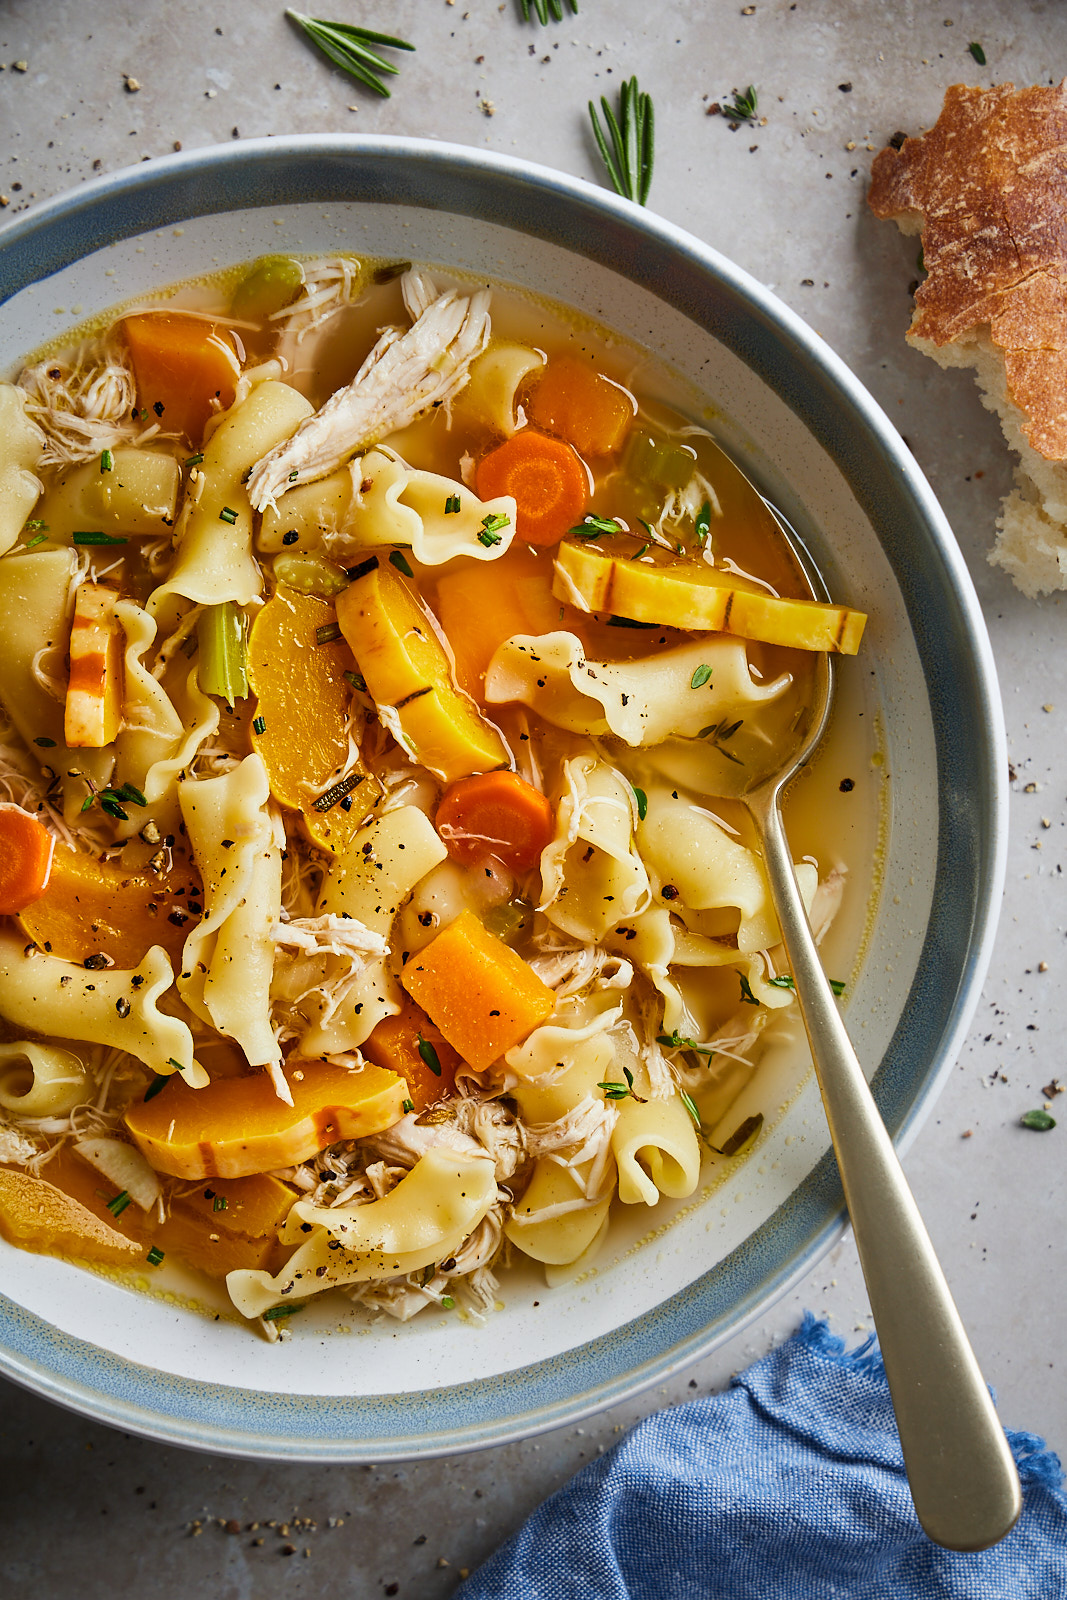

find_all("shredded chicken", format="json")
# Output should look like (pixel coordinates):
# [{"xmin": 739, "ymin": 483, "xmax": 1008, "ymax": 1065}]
[
  {"xmin": 247, "ymin": 269, "xmax": 491, "ymax": 511},
  {"xmin": 18, "ymin": 343, "xmax": 159, "ymax": 468},
  {"xmin": 0, "ymin": 1122, "xmax": 38, "ymax": 1167},
  {"xmin": 271, "ymin": 256, "xmax": 362, "ymax": 345}
]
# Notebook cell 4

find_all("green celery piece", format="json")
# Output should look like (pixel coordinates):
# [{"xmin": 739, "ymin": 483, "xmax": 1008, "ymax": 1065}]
[{"xmin": 197, "ymin": 602, "xmax": 249, "ymax": 707}]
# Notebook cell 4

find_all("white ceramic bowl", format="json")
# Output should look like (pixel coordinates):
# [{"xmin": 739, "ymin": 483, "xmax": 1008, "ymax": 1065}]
[{"xmin": 0, "ymin": 136, "xmax": 1005, "ymax": 1460}]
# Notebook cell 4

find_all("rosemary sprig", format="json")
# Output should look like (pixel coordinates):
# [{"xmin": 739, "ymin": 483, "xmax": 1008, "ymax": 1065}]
[
  {"xmin": 588, "ymin": 76, "xmax": 655, "ymax": 205},
  {"xmin": 286, "ymin": 11, "xmax": 415, "ymax": 97},
  {"xmin": 718, "ymin": 85, "xmax": 759, "ymax": 124},
  {"xmin": 520, "ymin": 0, "xmax": 578, "ymax": 20}
]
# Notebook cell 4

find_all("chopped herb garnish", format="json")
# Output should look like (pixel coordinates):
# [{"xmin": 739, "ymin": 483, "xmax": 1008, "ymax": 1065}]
[
  {"xmin": 631, "ymin": 542, "xmax": 650, "ymax": 561},
  {"xmin": 80, "ymin": 794, "xmax": 95, "ymax": 814},
  {"xmin": 520, "ymin": 0, "xmax": 577, "ymax": 22},
  {"xmin": 770, "ymin": 975, "xmax": 846, "ymax": 998},
  {"xmin": 679, "ymin": 1089, "xmax": 701, "ymax": 1128},
  {"xmin": 24, "ymin": 533, "xmax": 47, "ymax": 549},
  {"xmin": 143, "ymin": 1074, "xmax": 168, "ymax": 1102},
  {"xmin": 286, "ymin": 10, "xmax": 415, "ymax": 98},
  {"xmin": 739, "ymin": 973, "xmax": 760, "ymax": 1005},
  {"xmin": 343, "ymin": 670, "xmax": 367, "ymax": 692},
  {"xmin": 111, "ymin": 782, "xmax": 148, "ymax": 806},
  {"xmin": 444, "ymin": 494, "xmax": 461, "ymax": 515},
  {"xmin": 100, "ymin": 797, "xmax": 129, "ymax": 821},
  {"xmin": 570, "ymin": 514, "xmax": 623, "ymax": 539},
  {"xmin": 252, "ymin": 715, "xmax": 267, "ymax": 735},
  {"xmin": 830, "ymin": 978, "xmax": 845, "ymax": 997},
  {"xmin": 390, "ymin": 549, "xmax": 414, "ymax": 577},
  {"xmin": 632, "ymin": 784, "xmax": 648, "ymax": 822},
  {"xmin": 715, "ymin": 1112, "xmax": 764, "ymax": 1158},
  {"xmin": 1021, "ymin": 1109, "xmax": 1056, "ymax": 1131},
  {"xmin": 441, "ymin": 1295, "xmax": 456, "ymax": 1309},
  {"xmin": 656, "ymin": 1030, "xmax": 716, "ymax": 1059},
  {"xmin": 263, "ymin": 1302, "xmax": 305, "ymax": 1320},
  {"xmin": 185, "ymin": 452, "xmax": 205, "ymax": 468},
  {"xmin": 695, "ymin": 499, "xmax": 711, "ymax": 546},
  {"xmin": 146, "ymin": 1245, "xmax": 165, "ymax": 1266},
  {"xmin": 23, "ymin": 519, "xmax": 49, "ymax": 531},
  {"xmin": 288, "ymin": 468, "xmax": 300, "ymax": 482},
  {"xmin": 312, "ymin": 771, "xmax": 366, "ymax": 813},
  {"xmin": 347, "ymin": 555, "xmax": 379, "ymax": 581},
  {"xmin": 213, "ymin": 1194, "xmax": 228, "ymax": 1212},
  {"xmin": 607, "ymin": 615, "xmax": 656, "ymax": 629},
  {"xmin": 589, "ymin": 76, "xmax": 655, "ymax": 205},
  {"xmin": 219, "ymin": 506, "xmax": 239, "ymax": 525},
  {"xmin": 718, "ymin": 84, "xmax": 759, "ymax": 124},
  {"xmin": 315, "ymin": 622, "xmax": 342, "ymax": 645},
  {"xmin": 72, "ymin": 530, "xmax": 127, "ymax": 545},
  {"xmin": 33, "ymin": 736, "xmax": 56, "ymax": 748},
  {"xmin": 100, "ymin": 448, "xmax": 114, "ymax": 473},
  {"xmin": 106, "ymin": 1190, "xmax": 131, "ymax": 1217},
  {"xmin": 417, "ymin": 1034, "xmax": 442, "ymax": 1076},
  {"xmin": 690, "ymin": 663, "xmax": 713, "ymax": 689},
  {"xmin": 401, "ymin": 1097, "xmax": 415, "ymax": 1114},
  {"xmin": 598, "ymin": 1066, "xmax": 646, "ymax": 1103},
  {"xmin": 477, "ymin": 511, "xmax": 511, "ymax": 548},
  {"xmin": 968, "ymin": 41, "xmax": 986, "ymax": 64}
]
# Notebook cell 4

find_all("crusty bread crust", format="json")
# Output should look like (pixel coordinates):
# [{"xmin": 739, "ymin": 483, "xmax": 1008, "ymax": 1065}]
[{"xmin": 869, "ymin": 82, "xmax": 1067, "ymax": 595}]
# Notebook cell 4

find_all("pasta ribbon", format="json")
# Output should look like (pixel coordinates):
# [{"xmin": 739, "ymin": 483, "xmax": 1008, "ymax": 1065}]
[
  {"xmin": 0, "ymin": 384, "xmax": 45, "ymax": 557},
  {"xmin": 0, "ymin": 1040, "xmax": 90, "ymax": 1117},
  {"xmin": 539, "ymin": 756, "xmax": 650, "ymax": 942}
]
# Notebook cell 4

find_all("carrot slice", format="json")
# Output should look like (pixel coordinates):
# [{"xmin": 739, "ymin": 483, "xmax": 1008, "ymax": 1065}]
[
  {"xmin": 0, "ymin": 804, "xmax": 55, "ymax": 914},
  {"xmin": 525, "ymin": 355, "xmax": 635, "ymax": 457},
  {"xmin": 123, "ymin": 313, "xmax": 241, "ymax": 445},
  {"xmin": 475, "ymin": 429, "xmax": 590, "ymax": 548},
  {"xmin": 436, "ymin": 771, "xmax": 555, "ymax": 872}
]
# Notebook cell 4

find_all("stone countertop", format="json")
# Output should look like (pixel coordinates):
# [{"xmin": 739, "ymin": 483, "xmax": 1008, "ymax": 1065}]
[{"xmin": 1, "ymin": 2, "xmax": 1064, "ymax": 1593}]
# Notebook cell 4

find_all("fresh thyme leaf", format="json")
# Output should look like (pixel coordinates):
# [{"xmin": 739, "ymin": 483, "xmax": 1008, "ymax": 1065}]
[
  {"xmin": 695, "ymin": 499, "xmax": 711, "ymax": 545},
  {"xmin": 679, "ymin": 1089, "xmax": 701, "ymax": 1128},
  {"xmin": 263, "ymin": 1302, "xmax": 305, "ymax": 1320},
  {"xmin": 1021, "ymin": 1108, "xmax": 1055, "ymax": 1131},
  {"xmin": 656, "ymin": 1030, "xmax": 716, "ymax": 1058},
  {"xmin": 968, "ymin": 41, "xmax": 986, "ymax": 65},
  {"xmin": 767, "ymin": 974, "xmax": 795, "ymax": 990},
  {"xmin": 417, "ymin": 1034, "xmax": 442, "ymax": 1076},
  {"xmin": 690, "ymin": 662, "xmax": 712, "ymax": 689},
  {"xmin": 598, "ymin": 1080, "xmax": 633, "ymax": 1100},
  {"xmin": 632, "ymin": 784, "xmax": 648, "ymax": 822},
  {"xmin": 390, "ymin": 549, "xmax": 415, "ymax": 577},
  {"xmin": 631, "ymin": 542, "xmax": 650, "ymax": 560},
  {"xmin": 520, "ymin": 0, "xmax": 578, "ymax": 22},
  {"xmin": 738, "ymin": 973, "xmax": 760, "ymax": 1005},
  {"xmin": 588, "ymin": 76, "xmax": 655, "ymax": 205},
  {"xmin": 716, "ymin": 1112, "xmax": 764, "ymax": 1158},
  {"xmin": 286, "ymin": 10, "xmax": 415, "ymax": 98},
  {"xmin": 143, "ymin": 1074, "xmax": 168, "ymax": 1102},
  {"xmin": 719, "ymin": 84, "xmax": 759, "ymax": 124},
  {"xmin": 570, "ymin": 514, "xmax": 623, "ymax": 538}
]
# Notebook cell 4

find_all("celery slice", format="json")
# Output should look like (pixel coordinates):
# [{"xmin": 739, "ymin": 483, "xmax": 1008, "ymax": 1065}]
[{"xmin": 197, "ymin": 602, "xmax": 249, "ymax": 707}]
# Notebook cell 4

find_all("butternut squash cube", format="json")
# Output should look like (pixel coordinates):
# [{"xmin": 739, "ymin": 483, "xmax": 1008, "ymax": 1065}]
[
  {"xmin": 247, "ymin": 585, "xmax": 381, "ymax": 855},
  {"xmin": 18, "ymin": 842, "xmax": 202, "ymax": 968},
  {"xmin": 125, "ymin": 1059, "xmax": 407, "ymax": 1180},
  {"xmin": 363, "ymin": 995, "xmax": 461, "ymax": 1112},
  {"xmin": 335, "ymin": 556, "xmax": 508, "ymax": 782},
  {"xmin": 64, "ymin": 583, "xmax": 124, "ymax": 747},
  {"xmin": 400, "ymin": 908, "xmax": 554, "ymax": 1071},
  {"xmin": 0, "ymin": 1165, "xmax": 142, "ymax": 1266}
]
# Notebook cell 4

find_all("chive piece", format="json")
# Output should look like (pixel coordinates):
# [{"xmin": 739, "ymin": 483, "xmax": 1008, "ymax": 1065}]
[
  {"xmin": 185, "ymin": 452, "xmax": 205, "ymax": 468},
  {"xmin": 288, "ymin": 469, "xmax": 300, "ymax": 482},
  {"xmin": 679, "ymin": 1089, "xmax": 701, "ymax": 1128},
  {"xmin": 607, "ymin": 615, "xmax": 656, "ymax": 629},
  {"xmin": 717, "ymin": 1112, "xmax": 764, "ymax": 1158},
  {"xmin": 106, "ymin": 1190, "xmax": 131, "ymax": 1217},
  {"xmin": 347, "ymin": 555, "xmax": 379, "ymax": 581},
  {"xmin": 389, "ymin": 549, "xmax": 414, "ymax": 577},
  {"xmin": 690, "ymin": 663, "xmax": 713, "ymax": 689},
  {"xmin": 72, "ymin": 530, "xmax": 127, "ymax": 545},
  {"xmin": 343, "ymin": 670, "xmax": 367, "ymax": 692},
  {"xmin": 441, "ymin": 1295, "xmax": 456, "ymax": 1310},
  {"xmin": 100, "ymin": 448, "xmax": 114, "ymax": 473},
  {"xmin": 968, "ymin": 40, "xmax": 986, "ymax": 64},
  {"xmin": 252, "ymin": 715, "xmax": 267, "ymax": 735},
  {"xmin": 197, "ymin": 602, "xmax": 249, "ymax": 707},
  {"xmin": 477, "ymin": 527, "xmax": 503, "ymax": 548},
  {"xmin": 167, "ymin": 1058, "xmax": 184, "ymax": 1073},
  {"xmin": 33, "ymin": 736, "xmax": 56, "ymax": 748},
  {"xmin": 316, "ymin": 622, "xmax": 342, "ymax": 645},
  {"xmin": 1021, "ymin": 1109, "xmax": 1056, "ymax": 1131},
  {"xmin": 477, "ymin": 511, "xmax": 511, "ymax": 548},
  {"xmin": 213, "ymin": 1194, "xmax": 228, "ymax": 1212},
  {"xmin": 263, "ymin": 1302, "xmax": 305, "ymax": 1321},
  {"xmin": 632, "ymin": 785, "xmax": 648, "ymax": 822},
  {"xmin": 401, "ymin": 1097, "xmax": 415, "ymax": 1114},
  {"xmin": 417, "ymin": 1034, "xmax": 442, "ymax": 1076},
  {"xmin": 23, "ymin": 519, "xmax": 49, "ymax": 531},
  {"xmin": 146, "ymin": 1245, "xmax": 165, "ymax": 1266},
  {"xmin": 830, "ymin": 978, "xmax": 846, "ymax": 997},
  {"xmin": 143, "ymin": 1074, "xmax": 168, "ymax": 1102},
  {"xmin": 444, "ymin": 494, "xmax": 461, "ymax": 514},
  {"xmin": 286, "ymin": 11, "xmax": 415, "ymax": 99},
  {"xmin": 312, "ymin": 771, "xmax": 365, "ymax": 813},
  {"xmin": 219, "ymin": 506, "xmax": 239, "ymax": 525},
  {"xmin": 738, "ymin": 973, "xmax": 760, "ymax": 1005},
  {"xmin": 24, "ymin": 533, "xmax": 47, "ymax": 549},
  {"xmin": 588, "ymin": 76, "xmax": 655, "ymax": 205},
  {"xmin": 695, "ymin": 499, "xmax": 711, "ymax": 546}
]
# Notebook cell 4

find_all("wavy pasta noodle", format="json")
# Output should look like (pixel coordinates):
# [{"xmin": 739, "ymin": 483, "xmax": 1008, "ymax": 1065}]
[{"xmin": 0, "ymin": 255, "xmax": 867, "ymax": 1330}]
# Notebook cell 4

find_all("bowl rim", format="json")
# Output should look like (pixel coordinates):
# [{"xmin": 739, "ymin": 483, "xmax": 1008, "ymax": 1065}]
[{"xmin": 0, "ymin": 133, "xmax": 1007, "ymax": 1460}]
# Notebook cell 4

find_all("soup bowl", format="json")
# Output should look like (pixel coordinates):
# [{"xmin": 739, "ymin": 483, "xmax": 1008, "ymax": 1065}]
[{"xmin": 0, "ymin": 136, "xmax": 1005, "ymax": 1460}]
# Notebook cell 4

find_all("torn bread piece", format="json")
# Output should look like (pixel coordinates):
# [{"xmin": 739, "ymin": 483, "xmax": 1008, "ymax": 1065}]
[{"xmin": 868, "ymin": 80, "xmax": 1067, "ymax": 596}]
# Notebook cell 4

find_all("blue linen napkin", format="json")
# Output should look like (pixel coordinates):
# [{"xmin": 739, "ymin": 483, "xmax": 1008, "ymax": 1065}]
[{"xmin": 456, "ymin": 1313, "xmax": 1067, "ymax": 1598}]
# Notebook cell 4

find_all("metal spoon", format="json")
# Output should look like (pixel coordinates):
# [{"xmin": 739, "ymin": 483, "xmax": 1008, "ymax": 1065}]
[{"xmin": 711, "ymin": 503, "xmax": 1021, "ymax": 1552}]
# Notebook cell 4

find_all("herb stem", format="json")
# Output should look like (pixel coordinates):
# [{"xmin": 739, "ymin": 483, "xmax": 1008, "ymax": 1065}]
[
  {"xmin": 589, "ymin": 77, "xmax": 655, "ymax": 205},
  {"xmin": 287, "ymin": 11, "xmax": 414, "ymax": 97}
]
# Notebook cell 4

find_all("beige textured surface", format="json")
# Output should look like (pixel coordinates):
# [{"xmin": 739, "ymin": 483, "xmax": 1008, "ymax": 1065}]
[{"xmin": 2, "ymin": 2, "xmax": 1066, "ymax": 1595}]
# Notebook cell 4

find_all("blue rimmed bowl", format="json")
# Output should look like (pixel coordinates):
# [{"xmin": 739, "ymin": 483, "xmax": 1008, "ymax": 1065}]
[{"xmin": 0, "ymin": 136, "xmax": 1005, "ymax": 1460}]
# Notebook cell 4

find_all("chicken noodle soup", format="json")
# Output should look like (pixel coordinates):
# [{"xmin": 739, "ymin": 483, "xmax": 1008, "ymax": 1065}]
[{"xmin": 0, "ymin": 257, "xmax": 868, "ymax": 1332}]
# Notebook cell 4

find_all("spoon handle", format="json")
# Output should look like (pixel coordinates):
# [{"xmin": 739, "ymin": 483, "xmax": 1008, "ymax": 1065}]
[{"xmin": 749, "ymin": 785, "xmax": 1021, "ymax": 1552}]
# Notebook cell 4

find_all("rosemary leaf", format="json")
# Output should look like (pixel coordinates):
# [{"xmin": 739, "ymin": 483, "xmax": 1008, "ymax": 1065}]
[
  {"xmin": 588, "ymin": 76, "xmax": 655, "ymax": 205},
  {"xmin": 520, "ymin": 0, "xmax": 578, "ymax": 21},
  {"xmin": 287, "ymin": 10, "xmax": 415, "ymax": 98},
  {"xmin": 719, "ymin": 84, "xmax": 759, "ymax": 124}
]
